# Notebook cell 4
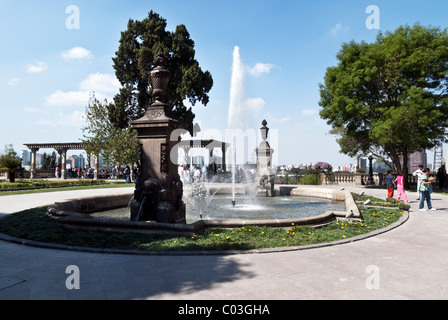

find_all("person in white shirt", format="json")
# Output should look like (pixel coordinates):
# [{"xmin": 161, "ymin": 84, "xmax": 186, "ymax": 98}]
[{"xmin": 413, "ymin": 165, "xmax": 424, "ymax": 200}]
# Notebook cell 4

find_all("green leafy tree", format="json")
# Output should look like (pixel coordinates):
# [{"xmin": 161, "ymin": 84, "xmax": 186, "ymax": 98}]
[
  {"xmin": 41, "ymin": 152, "xmax": 57, "ymax": 171},
  {"xmin": 82, "ymin": 94, "xmax": 140, "ymax": 168},
  {"xmin": 0, "ymin": 145, "xmax": 22, "ymax": 182},
  {"xmin": 319, "ymin": 24, "xmax": 448, "ymax": 183},
  {"xmin": 111, "ymin": 10, "xmax": 213, "ymax": 134}
]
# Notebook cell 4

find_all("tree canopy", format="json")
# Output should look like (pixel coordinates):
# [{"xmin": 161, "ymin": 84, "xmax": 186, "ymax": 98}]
[
  {"xmin": 319, "ymin": 24, "xmax": 448, "ymax": 177},
  {"xmin": 82, "ymin": 94, "xmax": 140, "ymax": 167},
  {"xmin": 110, "ymin": 10, "xmax": 213, "ymax": 135},
  {"xmin": 0, "ymin": 145, "xmax": 22, "ymax": 182}
]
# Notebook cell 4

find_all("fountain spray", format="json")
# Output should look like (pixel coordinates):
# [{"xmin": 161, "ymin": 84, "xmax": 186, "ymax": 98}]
[{"xmin": 228, "ymin": 46, "xmax": 245, "ymax": 207}]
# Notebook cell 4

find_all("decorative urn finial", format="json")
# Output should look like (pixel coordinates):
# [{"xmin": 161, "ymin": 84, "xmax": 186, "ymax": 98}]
[
  {"xmin": 150, "ymin": 52, "xmax": 170, "ymax": 105},
  {"xmin": 260, "ymin": 119, "xmax": 269, "ymax": 142}
]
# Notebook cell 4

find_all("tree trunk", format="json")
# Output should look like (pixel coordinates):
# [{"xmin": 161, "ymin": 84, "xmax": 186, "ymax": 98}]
[
  {"xmin": 9, "ymin": 171, "xmax": 15, "ymax": 183},
  {"xmin": 402, "ymin": 152, "xmax": 410, "ymax": 189}
]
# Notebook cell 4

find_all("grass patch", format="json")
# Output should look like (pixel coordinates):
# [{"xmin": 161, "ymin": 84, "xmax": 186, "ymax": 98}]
[
  {"xmin": 0, "ymin": 179, "xmax": 132, "ymax": 195},
  {"xmin": 0, "ymin": 193, "xmax": 405, "ymax": 252}
]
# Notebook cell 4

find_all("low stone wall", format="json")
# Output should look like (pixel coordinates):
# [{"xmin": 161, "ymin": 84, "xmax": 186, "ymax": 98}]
[{"xmin": 48, "ymin": 193, "xmax": 133, "ymax": 216}]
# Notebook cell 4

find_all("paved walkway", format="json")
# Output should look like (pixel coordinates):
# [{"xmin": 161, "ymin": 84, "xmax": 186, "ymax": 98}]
[{"xmin": 0, "ymin": 185, "xmax": 447, "ymax": 300}]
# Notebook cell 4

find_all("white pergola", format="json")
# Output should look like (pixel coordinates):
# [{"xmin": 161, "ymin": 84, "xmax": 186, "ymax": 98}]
[{"xmin": 24, "ymin": 142, "xmax": 99, "ymax": 179}]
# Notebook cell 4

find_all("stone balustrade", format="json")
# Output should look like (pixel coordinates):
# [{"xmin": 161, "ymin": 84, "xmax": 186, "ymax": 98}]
[{"xmin": 320, "ymin": 172, "xmax": 420, "ymax": 186}]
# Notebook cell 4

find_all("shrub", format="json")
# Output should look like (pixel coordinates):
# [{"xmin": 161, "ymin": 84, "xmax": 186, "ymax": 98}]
[{"xmin": 299, "ymin": 174, "xmax": 321, "ymax": 185}]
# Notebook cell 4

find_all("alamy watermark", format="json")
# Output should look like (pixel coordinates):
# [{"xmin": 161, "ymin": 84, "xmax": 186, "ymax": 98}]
[
  {"xmin": 365, "ymin": 265, "xmax": 380, "ymax": 290},
  {"xmin": 366, "ymin": 5, "xmax": 380, "ymax": 30},
  {"xmin": 169, "ymin": 127, "xmax": 279, "ymax": 167},
  {"xmin": 66, "ymin": 5, "xmax": 80, "ymax": 30},
  {"xmin": 65, "ymin": 265, "xmax": 80, "ymax": 290}
]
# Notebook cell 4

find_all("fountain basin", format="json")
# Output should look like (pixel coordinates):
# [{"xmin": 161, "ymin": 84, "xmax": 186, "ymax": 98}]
[{"xmin": 47, "ymin": 185, "xmax": 361, "ymax": 235}]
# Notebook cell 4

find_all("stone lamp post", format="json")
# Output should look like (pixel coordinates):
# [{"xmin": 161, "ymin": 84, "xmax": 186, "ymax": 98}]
[{"xmin": 255, "ymin": 120, "xmax": 276, "ymax": 196}]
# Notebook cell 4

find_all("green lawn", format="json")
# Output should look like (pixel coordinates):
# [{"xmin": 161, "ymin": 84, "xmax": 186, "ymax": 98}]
[
  {"xmin": 0, "ymin": 193, "xmax": 406, "ymax": 252},
  {"xmin": 0, "ymin": 179, "xmax": 133, "ymax": 195}
]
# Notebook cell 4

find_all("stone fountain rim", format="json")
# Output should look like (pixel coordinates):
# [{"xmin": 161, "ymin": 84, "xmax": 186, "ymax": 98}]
[{"xmin": 45, "ymin": 185, "xmax": 362, "ymax": 232}]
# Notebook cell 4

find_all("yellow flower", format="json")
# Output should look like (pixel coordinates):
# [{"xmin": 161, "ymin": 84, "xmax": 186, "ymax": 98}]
[
  {"xmin": 282, "ymin": 238, "xmax": 286, "ymax": 241},
  {"xmin": 215, "ymin": 234, "xmax": 220, "ymax": 237},
  {"xmin": 261, "ymin": 232, "xmax": 265, "ymax": 235},
  {"xmin": 173, "ymin": 241, "xmax": 177, "ymax": 244},
  {"xmin": 291, "ymin": 223, "xmax": 295, "ymax": 226},
  {"xmin": 226, "ymin": 236, "xmax": 230, "ymax": 240}
]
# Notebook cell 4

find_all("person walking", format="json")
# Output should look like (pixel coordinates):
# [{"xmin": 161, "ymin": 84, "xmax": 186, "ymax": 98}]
[
  {"xmin": 436, "ymin": 165, "xmax": 446, "ymax": 190},
  {"xmin": 394, "ymin": 171, "xmax": 408, "ymax": 203},
  {"xmin": 385, "ymin": 170, "xmax": 395, "ymax": 198},
  {"xmin": 419, "ymin": 168, "xmax": 436, "ymax": 211}
]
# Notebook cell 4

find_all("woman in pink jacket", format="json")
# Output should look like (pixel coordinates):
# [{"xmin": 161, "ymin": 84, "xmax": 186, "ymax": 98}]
[{"xmin": 394, "ymin": 171, "xmax": 408, "ymax": 203}]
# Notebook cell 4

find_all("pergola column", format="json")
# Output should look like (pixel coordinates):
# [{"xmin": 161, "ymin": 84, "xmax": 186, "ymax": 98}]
[
  {"xmin": 56, "ymin": 148, "xmax": 67, "ymax": 179},
  {"xmin": 61, "ymin": 149, "xmax": 67, "ymax": 179},
  {"xmin": 30, "ymin": 148, "xmax": 39, "ymax": 179},
  {"xmin": 93, "ymin": 154, "xmax": 99, "ymax": 180},
  {"xmin": 222, "ymin": 142, "xmax": 227, "ymax": 172}
]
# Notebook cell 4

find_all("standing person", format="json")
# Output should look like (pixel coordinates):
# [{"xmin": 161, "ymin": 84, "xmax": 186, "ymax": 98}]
[
  {"xmin": 178, "ymin": 165, "xmax": 184, "ymax": 183},
  {"xmin": 419, "ymin": 168, "xmax": 436, "ymax": 211},
  {"xmin": 124, "ymin": 165, "xmax": 130, "ymax": 183},
  {"xmin": 385, "ymin": 170, "xmax": 395, "ymax": 198},
  {"xmin": 436, "ymin": 165, "xmax": 446, "ymax": 190},
  {"xmin": 394, "ymin": 171, "xmax": 408, "ymax": 203},
  {"xmin": 413, "ymin": 165, "xmax": 424, "ymax": 200}
]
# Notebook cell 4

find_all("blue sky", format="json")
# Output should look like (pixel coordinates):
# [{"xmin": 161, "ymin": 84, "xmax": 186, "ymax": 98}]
[{"xmin": 1, "ymin": 0, "xmax": 448, "ymax": 167}]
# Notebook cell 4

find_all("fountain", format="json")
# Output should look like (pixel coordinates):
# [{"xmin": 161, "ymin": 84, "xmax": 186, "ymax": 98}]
[{"xmin": 46, "ymin": 47, "xmax": 363, "ymax": 235}]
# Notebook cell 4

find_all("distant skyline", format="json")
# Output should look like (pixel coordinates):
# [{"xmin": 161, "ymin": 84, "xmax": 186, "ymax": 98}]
[{"xmin": 1, "ymin": 0, "xmax": 448, "ymax": 167}]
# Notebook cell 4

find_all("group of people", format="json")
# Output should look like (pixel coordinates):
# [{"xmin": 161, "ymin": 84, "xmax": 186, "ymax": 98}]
[
  {"xmin": 385, "ymin": 165, "xmax": 439, "ymax": 211},
  {"xmin": 54, "ymin": 166, "xmax": 85, "ymax": 179},
  {"xmin": 178, "ymin": 165, "xmax": 207, "ymax": 184},
  {"xmin": 53, "ymin": 165, "xmax": 138, "ymax": 182}
]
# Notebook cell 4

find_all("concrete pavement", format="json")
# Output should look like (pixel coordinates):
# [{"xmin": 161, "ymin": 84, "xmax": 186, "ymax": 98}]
[{"xmin": 0, "ymin": 185, "xmax": 447, "ymax": 300}]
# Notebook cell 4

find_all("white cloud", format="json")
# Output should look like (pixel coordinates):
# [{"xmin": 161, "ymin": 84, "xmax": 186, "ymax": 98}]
[
  {"xmin": 7, "ymin": 78, "xmax": 19, "ymax": 86},
  {"xmin": 26, "ymin": 61, "xmax": 48, "ymax": 73},
  {"xmin": 79, "ymin": 72, "xmax": 120, "ymax": 93},
  {"xmin": 45, "ymin": 73, "xmax": 119, "ymax": 107},
  {"xmin": 45, "ymin": 90, "xmax": 91, "ymax": 107},
  {"xmin": 244, "ymin": 97, "xmax": 266, "ymax": 113},
  {"xmin": 62, "ymin": 47, "xmax": 93, "ymax": 60},
  {"xmin": 272, "ymin": 117, "xmax": 291, "ymax": 123},
  {"xmin": 23, "ymin": 107, "xmax": 47, "ymax": 114},
  {"xmin": 301, "ymin": 108, "xmax": 318, "ymax": 116},
  {"xmin": 37, "ymin": 110, "xmax": 85, "ymax": 127},
  {"xmin": 247, "ymin": 63, "xmax": 274, "ymax": 77},
  {"xmin": 328, "ymin": 23, "xmax": 348, "ymax": 38}
]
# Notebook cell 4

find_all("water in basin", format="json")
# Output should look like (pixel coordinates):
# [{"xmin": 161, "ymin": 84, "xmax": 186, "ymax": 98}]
[{"xmin": 91, "ymin": 195, "xmax": 345, "ymax": 224}]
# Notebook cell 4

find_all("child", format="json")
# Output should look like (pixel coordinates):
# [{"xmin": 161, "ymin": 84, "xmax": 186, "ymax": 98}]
[
  {"xmin": 385, "ymin": 171, "xmax": 395, "ymax": 198},
  {"xmin": 394, "ymin": 171, "xmax": 408, "ymax": 203}
]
